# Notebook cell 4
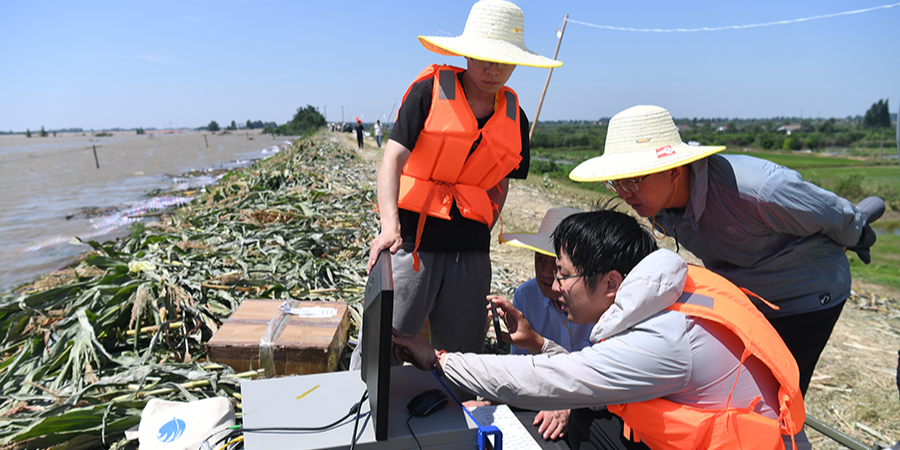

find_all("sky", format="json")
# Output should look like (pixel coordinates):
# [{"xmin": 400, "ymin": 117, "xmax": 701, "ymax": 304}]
[{"xmin": 1, "ymin": 0, "xmax": 899, "ymax": 132}]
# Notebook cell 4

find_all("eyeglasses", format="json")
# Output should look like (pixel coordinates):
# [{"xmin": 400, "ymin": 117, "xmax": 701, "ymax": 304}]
[
  {"xmin": 603, "ymin": 174, "xmax": 651, "ymax": 194},
  {"xmin": 553, "ymin": 269, "xmax": 596, "ymax": 286}
]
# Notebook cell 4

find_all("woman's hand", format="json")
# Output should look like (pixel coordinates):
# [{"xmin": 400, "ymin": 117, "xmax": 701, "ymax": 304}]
[
  {"xmin": 487, "ymin": 295, "xmax": 544, "ymax": 353},
  {"xmin": 391, "ymin": 328, "xmax": 438, "ymax": 371}
]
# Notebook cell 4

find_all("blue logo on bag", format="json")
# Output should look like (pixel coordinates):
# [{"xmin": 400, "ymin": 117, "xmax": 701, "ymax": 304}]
[{"xmin": 157, "ymin": 417, "xmax": 186, "ymax": 443}]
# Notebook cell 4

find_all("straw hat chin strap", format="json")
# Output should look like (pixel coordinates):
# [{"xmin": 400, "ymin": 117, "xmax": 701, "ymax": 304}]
[{"xmin": 663, "ymin": 176, "xmax": 680, "ymax": 210}]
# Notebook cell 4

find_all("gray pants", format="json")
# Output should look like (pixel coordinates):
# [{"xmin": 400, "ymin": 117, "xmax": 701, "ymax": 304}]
[
  {"xmin": 350, "ymin": 249, "xmax": 491, "ymax": 386},
  {"xmin": 390, "ymin": 249, "xmax": 492, "ymax": 353}
]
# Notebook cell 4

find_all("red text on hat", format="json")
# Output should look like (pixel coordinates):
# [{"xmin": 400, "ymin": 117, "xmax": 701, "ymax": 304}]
[{"xmin": 656, "ymin": 145, "xmax": 675, "ymax": 158}]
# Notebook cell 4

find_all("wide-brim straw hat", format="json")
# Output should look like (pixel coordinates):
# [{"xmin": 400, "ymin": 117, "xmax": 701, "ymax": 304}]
[
  {"xmin": 569, "ymin": 105, "xmax": 725, "ymax": 182},
  {"xmin": 500, "ymin": 207, "xmax": 581, "ymax": 257},
  {"xmin": 419, "ymin": 0, "xmax": 563, "ymax": 69}
]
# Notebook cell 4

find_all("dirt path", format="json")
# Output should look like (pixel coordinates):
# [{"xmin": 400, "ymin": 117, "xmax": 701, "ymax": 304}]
[{"xmin": 340, "ymin": 130, "xmax": 900, "ymax": 448}]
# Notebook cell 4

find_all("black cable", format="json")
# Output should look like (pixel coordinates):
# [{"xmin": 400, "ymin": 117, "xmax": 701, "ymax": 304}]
[
  {"xmin": 406, "ymin": 415, "xmax": 424, "ymax": 450},
  {"xmin": 218, "ymin": 428, "xmax": 244, "ymax": 447},
  {"xmin": 240, "ymin": 397, "xmax": 365, "ymax": 433},
  {"xmin": 199, "ymin": 422, "xmax": 239, "ymax": 449},
  {"xmin": 348, "ymin": 390, "xmax": 369, "ymax": 450}
]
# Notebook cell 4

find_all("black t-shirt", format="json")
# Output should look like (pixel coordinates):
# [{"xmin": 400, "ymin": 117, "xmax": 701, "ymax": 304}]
[{"xmin": 391, "ymin": 72, "xmax": 531, "ymax": 253}]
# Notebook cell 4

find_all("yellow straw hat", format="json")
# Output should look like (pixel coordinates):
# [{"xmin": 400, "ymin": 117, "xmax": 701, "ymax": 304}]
[
  {"xmin": 570, "ymin": 105, "xmax": 725, "ymax": 182},
  {"xmin": 419, "ymin": 0, "xmax": 563, "ymax": 69},
  {"xmin": 500, "ymin": 207, "xmax": 581, "ymax": 257}
]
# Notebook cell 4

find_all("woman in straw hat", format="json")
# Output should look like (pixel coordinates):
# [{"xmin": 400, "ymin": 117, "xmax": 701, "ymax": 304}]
[
  {"xmin": 498, "ymin": 207, "xmax": 594, "ymax": 357},
  {"xmin": 569, "ymin": 104, "xmax": 885, "ymax": 398},
  {"xmin": 361, "ymin": 0, "xmax": 561, "ymax": 383}
]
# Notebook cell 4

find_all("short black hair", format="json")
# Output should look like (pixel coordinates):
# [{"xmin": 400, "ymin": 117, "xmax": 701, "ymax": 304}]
[{"xmin": 552, "ymin": 210, "xmax": 657, "ymax": 292}]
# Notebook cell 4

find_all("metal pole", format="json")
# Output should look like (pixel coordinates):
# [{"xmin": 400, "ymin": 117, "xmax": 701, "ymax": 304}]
[
  {"xmin": 385, "ymin": 99, "xmax": 399, "ymax": 130},
  {"xmin": 805, "ymin": 415, "xmax": 878, "ymax": 450},
  {"xmin": 92, "ymin": 145, "xmax": 100, "ymax": 169},
  {"xmin": 530, "ymin": 14, "xmax": 568, "ymax": 141}
]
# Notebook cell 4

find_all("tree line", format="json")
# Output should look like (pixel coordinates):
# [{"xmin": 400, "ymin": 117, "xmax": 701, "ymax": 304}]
[
  {"xmin": 532, "ymin": 99, "xmax": 897, "ymax": 152},
  {"xmin": 204, "ymin": 106, "xmax": 324, "ymax": 136},
  {"xmin": 205, "ymin": 119, "xmax": 278, "ymax": 132}
]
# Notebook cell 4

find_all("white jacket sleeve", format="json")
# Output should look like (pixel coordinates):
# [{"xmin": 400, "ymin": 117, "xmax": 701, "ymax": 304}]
[{"xmin": 442, "ymin": 311, "xmax": 693, "ymax": 411}]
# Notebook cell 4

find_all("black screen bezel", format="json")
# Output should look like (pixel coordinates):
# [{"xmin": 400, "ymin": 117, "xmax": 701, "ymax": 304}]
[{"xmin": 361, "ymin": 249, "xmax": 393, "ymax": 441}]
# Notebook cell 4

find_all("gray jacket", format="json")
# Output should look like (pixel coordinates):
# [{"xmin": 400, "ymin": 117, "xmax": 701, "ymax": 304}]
[{"xmin": 655, "ymin": 154, "xmax": 865, "ymax": 317}]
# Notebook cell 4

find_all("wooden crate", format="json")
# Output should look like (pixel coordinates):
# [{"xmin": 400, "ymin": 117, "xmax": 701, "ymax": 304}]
[{"xmin": 207, "ymin": 299, "xmax": 350, "ymax": 376}]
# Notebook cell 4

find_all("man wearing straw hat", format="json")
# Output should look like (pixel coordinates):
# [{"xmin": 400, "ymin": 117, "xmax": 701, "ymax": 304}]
[
  {"xmin": 569, "ymin": 104, "xmax": 885, "ymax": 397},
  {"xmin": 364, "ymin": 0, "xmax": 561, "ymax": 370}
]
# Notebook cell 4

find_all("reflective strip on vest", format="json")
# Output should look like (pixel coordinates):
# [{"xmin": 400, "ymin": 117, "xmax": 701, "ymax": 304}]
[
  {"xmin": 675, "ymin": 290, "xmax": 714, "ymax": 309},
  {"xmin": 439, "ymin": 70, "xmax": 456, "ymax": 100},
  {"xmin": 505, "ymin": 90, "xmax": 516, "ymax": 121}
]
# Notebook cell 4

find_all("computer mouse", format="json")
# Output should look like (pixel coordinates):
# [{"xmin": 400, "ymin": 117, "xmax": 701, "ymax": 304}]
[{"xmin": 406, "ymin": 389, "xmax": 448, "ymax": 417}]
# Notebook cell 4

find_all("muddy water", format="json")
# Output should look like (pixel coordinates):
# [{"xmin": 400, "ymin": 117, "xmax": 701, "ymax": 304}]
[{"xmin": 0, "ymin": 130, "xmax": 295, "ymax": 291}]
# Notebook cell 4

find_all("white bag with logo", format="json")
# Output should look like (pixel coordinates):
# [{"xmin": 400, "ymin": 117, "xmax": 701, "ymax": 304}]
[{"xmin": 126, "ymin": 397, "xmax": 235, "ymax": 450}]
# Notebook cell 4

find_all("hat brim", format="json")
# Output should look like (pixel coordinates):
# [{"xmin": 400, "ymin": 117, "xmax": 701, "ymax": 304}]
[
  {"xmin": 499, "ymin": 233, "xmax": 556, "ymax": 257},
  {"xmin": 419, "ymin": 35, "xmax": 563, "ymax": 69},
  {"xmin": 569, "ymin": 143, "xmax": 725, "ymax": 182}
]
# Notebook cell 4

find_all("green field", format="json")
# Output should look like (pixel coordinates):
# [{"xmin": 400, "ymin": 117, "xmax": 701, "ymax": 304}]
[
  {"xmin": 851, "ymin": 233, "xmax": 900, "ymax": 294},
  {"xmin": 721, "ymin": 151, "xmax": 880, "ymax": 168}
]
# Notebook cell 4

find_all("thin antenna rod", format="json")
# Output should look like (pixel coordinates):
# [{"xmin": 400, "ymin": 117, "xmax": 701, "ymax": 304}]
[
  {"xmin": 386, "ymin": 99, "xmax": 399, "ymax": 129},
  {"xmin": 530, "ymin": 14, "xmax": 568, "ymax": 141}
]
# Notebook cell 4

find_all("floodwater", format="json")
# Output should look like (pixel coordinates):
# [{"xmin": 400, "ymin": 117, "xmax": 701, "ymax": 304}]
[{"xmin": 0, "ymin": 130, "xmax": 295, "ymax": 292}]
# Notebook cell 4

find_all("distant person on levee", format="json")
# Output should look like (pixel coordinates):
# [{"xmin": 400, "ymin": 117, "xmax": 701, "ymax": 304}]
[
  {"xmin": 392, "ymin": 210, "xmax": 809, "ymax": 450},
  {"xmin": 373, "ymin": 119, "xmax": 383, "ymax": 149},
  {"xmin": 354, "ymin": 117, "xmax": 365, "ymax": 150},
  {"xmin": 569, "ymin": 104, "xmax": 885, "ymax": 397},
  {"xmin": 356, "ymin": 0, "xmax": 561, "ymax": 382},
  {"xmin": 493, "ymin": 207, "xmax": 594, "ymax": 441}
]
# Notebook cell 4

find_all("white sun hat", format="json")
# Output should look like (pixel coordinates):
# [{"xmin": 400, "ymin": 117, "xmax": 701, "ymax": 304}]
[
  {"xmin": 418, "ymin": 0, "xmax": 563, "ymax": 69},
  {"xmin": 500, "ymin": 207, "xmax": 581, "ymax": 257},
  {"xmin": 569, "ymin": 105, "xmax": 725, "ymax": 182}
]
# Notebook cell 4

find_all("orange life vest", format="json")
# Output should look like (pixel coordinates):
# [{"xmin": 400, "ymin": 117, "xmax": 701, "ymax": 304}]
[
  {"xmin": 397, "ymin": 64, "xmax": 523, "ymax": 270},
  {"xmin": 607, "ymin": 265, "xmax": 805, "ymax": 450}
]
